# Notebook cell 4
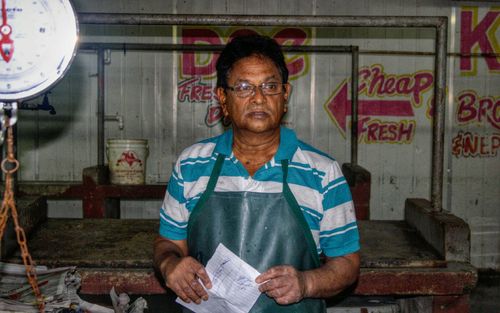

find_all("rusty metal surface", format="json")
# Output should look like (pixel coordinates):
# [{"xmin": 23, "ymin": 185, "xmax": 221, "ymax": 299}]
[
  {"xmin": 431, "ymin": 21, "xmax": 448, "ymax": 212},
  {"xmin": 17, "ymin": 182, "xmax": 165, "ymax": 218},
  {"xmin": 14, "ymin": 218, "xmax": 444, "ymax": 268},
  {"xmin": 10, "ymin": 219, "xmax": 158, "ymax": 268},
  {"xmin": 342, "ymin": 163, "xmax": 370, "ymax": 220},
  {"xmin": 350, "ymin": 47, "xmax": 359, "ymax": 166},
  {"xmin": 17, "ymin": 183, "xmax": 166, "ymax": 199},
  {"xmin": 358, "ymin": 220, "xmax": 442, "ymax": 268},
  {"xmin": 79, "ymin": 269, "xmax": 165, "ymax": 295},
  {"xmin": 79, "ymin": 43, "xmax": 356, "ymax": 53},
  {"xmin": 1, "ymin": 197, "xmax": 47, "ymax": 258},
  {"xmin": 405, "ymin": 198, "xmax": 471, "ymax": 262},
  {"xmin": 12, "ymin": 218, "xmax": 477, "ymax": 296},
  {"xmin": 356, "ymin": 262, "xmax": 477, "ymax": 296},
  {"xmin": 97, "ymin": 49, "xmax": 105, "ymax": 167},
  {"xmin": 77, "ymin": 262, "xmax": 477, "ymax": 296}
]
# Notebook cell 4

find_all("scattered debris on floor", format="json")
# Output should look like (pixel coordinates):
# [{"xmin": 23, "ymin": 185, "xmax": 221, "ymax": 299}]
[{"xmin": 0, "ymin": 262, "xmax": 147, "ymax": 313}]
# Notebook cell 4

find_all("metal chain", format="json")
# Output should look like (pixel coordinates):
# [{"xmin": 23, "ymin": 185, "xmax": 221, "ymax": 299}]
[{"xmin": 0, "ymin": 117, "xmax": 45, "ymax": 312}]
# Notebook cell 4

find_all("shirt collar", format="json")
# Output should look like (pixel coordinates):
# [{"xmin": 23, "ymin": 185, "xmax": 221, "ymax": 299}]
[
  {"xmin": 214, "ymin": 128, "xmax": 234, "ymax": 156},
  {"xmin": 214, "ymin": 126, "xmax": 298, "ymax": 161}
]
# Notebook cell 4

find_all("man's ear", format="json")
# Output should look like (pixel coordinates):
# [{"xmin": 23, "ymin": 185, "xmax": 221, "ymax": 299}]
[
  {"xmin": 216, "ymin": 87, "xmax": 228, "ymax": 116},
  {"xmin": 283, "ymin": 83, "xmax": 292, "ymax": 103}
]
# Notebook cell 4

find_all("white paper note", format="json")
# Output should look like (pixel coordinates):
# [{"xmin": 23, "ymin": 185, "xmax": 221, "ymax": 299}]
[{"xmin": 176, "ymin": 243, "xmax": 262, "ymax": 313}]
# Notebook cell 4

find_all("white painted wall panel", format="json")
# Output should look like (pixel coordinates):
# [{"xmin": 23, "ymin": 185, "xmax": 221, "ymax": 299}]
[{"xmin": 18, "ymin": 53, "xmax": 98, "ymax": 181}]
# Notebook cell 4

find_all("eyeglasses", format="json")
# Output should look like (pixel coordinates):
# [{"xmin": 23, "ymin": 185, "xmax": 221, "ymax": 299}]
[{"xmin": 226, "ymin": 82, "xmax": 286, "ymax": 98}]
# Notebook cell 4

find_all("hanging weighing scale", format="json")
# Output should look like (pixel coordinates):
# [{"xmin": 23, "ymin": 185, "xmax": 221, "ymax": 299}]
[
  {"xmin": 0, "ymin": 0, "xmax": 78, "ymax": 101},
  {"xmin": 0, "ymin": 0, "xmax": 78, "ymax": 311}
]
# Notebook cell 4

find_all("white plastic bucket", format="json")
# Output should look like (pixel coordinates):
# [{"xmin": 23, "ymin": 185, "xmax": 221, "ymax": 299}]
[{"xmin": 106, "ymin": 139, "xmax": 149, "ymax": 185}]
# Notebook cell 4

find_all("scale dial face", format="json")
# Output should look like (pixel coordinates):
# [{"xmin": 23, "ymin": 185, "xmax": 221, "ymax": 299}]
[{"xmin": 0, "ymin": 0, "xmax": 78, "ymax": 101}]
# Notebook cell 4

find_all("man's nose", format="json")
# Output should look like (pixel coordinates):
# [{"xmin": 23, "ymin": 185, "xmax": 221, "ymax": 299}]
[{"xmin": 250, "ymin": 86, "xmax": 266, "ymax": 102}]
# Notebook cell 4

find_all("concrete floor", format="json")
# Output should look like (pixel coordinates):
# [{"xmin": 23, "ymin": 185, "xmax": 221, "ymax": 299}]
[
  {"xmin": 81, "ymin": 271, "xmax": 500, "ymax": 313},
  {"xmin": 469, "ymin": 271, "xmax": 500, "ymax": 313}
]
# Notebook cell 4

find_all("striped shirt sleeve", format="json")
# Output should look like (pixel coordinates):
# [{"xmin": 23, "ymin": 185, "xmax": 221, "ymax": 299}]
[
  {"xmin": 159, "ymin": 158, "xmax": 190, "ymax": 240},
  {"xmin": 319, "ymin": 161, "xmax": 360, "ymax": 257}
]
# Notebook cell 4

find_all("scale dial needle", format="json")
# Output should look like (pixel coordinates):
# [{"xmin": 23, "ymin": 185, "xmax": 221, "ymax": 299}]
[{"xmin": 0, "ymin": 0, "xmax": 13, "ymax": 62}]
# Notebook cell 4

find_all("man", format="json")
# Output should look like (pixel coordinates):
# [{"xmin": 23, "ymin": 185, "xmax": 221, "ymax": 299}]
[{"xmin": 154, "ymin": 34, "xmax": 360, "ymax": 312}]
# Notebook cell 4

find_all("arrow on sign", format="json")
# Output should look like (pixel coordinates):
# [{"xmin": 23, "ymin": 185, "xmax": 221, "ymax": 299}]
[{"xmin": 325, "ymin": 81, "xmax": 414, "ymax": 133}]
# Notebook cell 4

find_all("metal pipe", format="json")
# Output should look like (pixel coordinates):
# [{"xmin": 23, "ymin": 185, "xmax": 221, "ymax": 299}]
[
  {"xmin": 79, "ymin": 42, "xmax": 354, "ymax": 53},
  {"xmin": 78, "ymin": 13, "xmax": 445, "ymax": 28},
  {"xmin": 79, "ymin": 43, "xmax": 498, "ymax": 57},
  {"xmin": 97, "ymin": 48, "xmax": 105, "ymax": 166},
  {"xmin": 83, "ymin": 42, "xmax": 359, "ymax": 164},
  {"xmin": 105, "ymin": 114, "xmax": 124, "ymax": 130},
  {"xmin": 361, "ymin": 50, "xmax": 499, "ymax": 57},
  {"xmin": 431, "ymin": 19, "xmax": 448, "ymax": 212},
  {"xmin": 351, "ymin": 46, "xmax": 359, "ymax": 167}
]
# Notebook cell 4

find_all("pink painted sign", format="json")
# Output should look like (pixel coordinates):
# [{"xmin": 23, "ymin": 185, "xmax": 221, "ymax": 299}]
[
  {"xmin": 178, "ymin": 27, "xmax": 311, "ymax": 127},
  {"xmin": 460, "ymin": 7, "xmax": 500, "ymax": 74},
  {"xmin": 324, "ymin": 64, "xmax": 433, "ymax": 143}
]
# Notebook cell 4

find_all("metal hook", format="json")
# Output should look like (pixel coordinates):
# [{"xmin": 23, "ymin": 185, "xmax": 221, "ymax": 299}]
[
  {"xmin": 0, "ymin": 102, "xmax": 17, "ymax": 145},
  {"xmin": 1, "ymin": 102, "xmax": 18, "ymax": 126}
]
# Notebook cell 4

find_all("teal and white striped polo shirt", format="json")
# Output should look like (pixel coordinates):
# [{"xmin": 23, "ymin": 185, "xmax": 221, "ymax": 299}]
[{"xmin": 160, "ymin": 127, "xmax": 359, "ymax": 257}]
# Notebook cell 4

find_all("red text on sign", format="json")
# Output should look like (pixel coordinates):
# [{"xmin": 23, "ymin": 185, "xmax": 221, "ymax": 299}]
[
  {"xmin": 456, "ymin": 90, "xmax": 500, "ymax": 130},
  {"xmin": 358, "ymin": 64, "xmax": 433, "ymax": 107},
  {"xmin": 452, "ymin": 131, "xmax": 500, "ymax": 157}
]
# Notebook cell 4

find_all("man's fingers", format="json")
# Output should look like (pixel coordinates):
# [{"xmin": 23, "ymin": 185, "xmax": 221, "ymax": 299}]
[
  {"xmin": 195, "ymin": 267, "xmax": 212, "ymax": 289},
  {"xmin": 181, "ymin": 282, "xmax": 202, "ymax": 304},
  {"xmin": 259, "ymin": 276, "xmax": 286, "ymax": 293},
  {"xmin": 258, "ymin": 278, "xmax": 272, "ymax": 293},
  {"xmin": 256, "ymin": 266, "xmax": 287, "ymax": 284},
  {"xmin": 266, "ymin": 286, "xmax": 288, "ymax": 299},
  {"xmin": 190, "ymin": 279, "xmax": 209, "ymax": 301},
  {"xmin": 176, "ymin": 287, "xmax": 191, "ymax": 304}
]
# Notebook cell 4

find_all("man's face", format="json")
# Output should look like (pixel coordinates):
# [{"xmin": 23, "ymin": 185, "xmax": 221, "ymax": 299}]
[{"xmin": 216, "ymin": 55, "xmax": 291, "ymax": 135}]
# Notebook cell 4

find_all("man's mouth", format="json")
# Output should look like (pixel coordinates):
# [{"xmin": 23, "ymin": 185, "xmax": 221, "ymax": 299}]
[{"xmin": 248, "ymin": 111, "xmax": 268, "ymax": 118}]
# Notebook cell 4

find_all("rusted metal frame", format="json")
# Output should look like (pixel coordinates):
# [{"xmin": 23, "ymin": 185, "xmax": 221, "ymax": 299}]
[
  {"xmin": 96, "ymin": 184, "xmax": 165, "ymax": 198},
  {"xmin": 362, "ymin": 50, "xmax": 499, "ymax": 57},
  {"xmin": 17, "ymin": 183, "xmax": 165, "ymax": 199},
  {"xmin": 355, "ymin": 263, "xmax": 477, "ymax": 295},
  {"xmin": 17, "ymin": 182, "xmax": 165, "ymax": 218},
  {"xmin": 78, "ymin": 14, "xmax": 445, "ymax": 27},
  {"xmin": 97, "ymin": 48, "xmax": 105, "ymax": 166},
  {"xmin": 79, "ymin": 42, "xmax": 355, "ymax": 53},
  {"xmin": 351, "ymin": 47, "xmax": 359, "ymax": 166},
  {"xmin": 78, "ymin": 13, "xmax": 448, "ymax": 212},
  {"xmin": 81, "ymin": 42, "xmax": 361, "ymax": 168},
  {"xmin": 80, "ymin": 43, "xmax": 499, "ymax": 57},
  {"xmin": 431, "ymin": 22, "xmax": 448, "ymax": 211}
]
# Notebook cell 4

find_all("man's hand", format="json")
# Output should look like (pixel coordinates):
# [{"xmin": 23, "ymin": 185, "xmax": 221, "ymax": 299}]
[
  {"xmin": 255, "ymin": 252, "xmax": 360, "ymax": 304},
  {"xmin": 154, "ymin": 236, "xmax": 212, "ymax": 305},
  {"xmin": 255, "ymin": 265, "xmax": 308, "ymax": 305},
  {"xmin": 162, "ymin": 255, "xmax": 212, "ymax": 304}
]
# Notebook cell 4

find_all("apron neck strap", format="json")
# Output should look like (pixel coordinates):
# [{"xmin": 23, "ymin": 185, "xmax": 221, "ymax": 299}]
[
  {"xmin": 281, "ymin": 158, "xmax": 321, "ymax": 267},
  {"xmin": 281, "ymin": 159, "xmax": 289, "ymax": 185},
  {"xmin": 187, "ymin": 153, "xmax": 225, "ymax": 236},
  {"xmin": 205, "ymin": 153, "xmax": 225, "ymax": 194}
]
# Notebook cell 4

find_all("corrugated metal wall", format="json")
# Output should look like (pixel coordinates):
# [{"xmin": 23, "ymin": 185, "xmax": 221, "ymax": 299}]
[{"xmin": 13, "ymin": 0, "xmax": 499, "ymax": 269}]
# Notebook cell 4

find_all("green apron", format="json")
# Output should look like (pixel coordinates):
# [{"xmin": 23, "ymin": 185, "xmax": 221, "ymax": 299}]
[{"xmin": 187, "ymin": 154, "xmax": 326, "ymax": 313}]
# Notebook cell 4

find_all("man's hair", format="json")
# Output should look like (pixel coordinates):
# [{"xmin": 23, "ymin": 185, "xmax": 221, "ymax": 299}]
[{"xmin": 216, "ymin": 35, "xmax": 289, "ymax": 89}]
